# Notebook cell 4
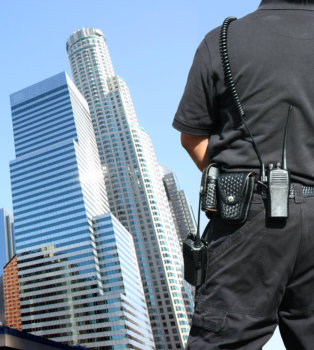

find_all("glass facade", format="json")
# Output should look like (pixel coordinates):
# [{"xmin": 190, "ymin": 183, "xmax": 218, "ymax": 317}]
[
  {"xmin": 66, "ymin": 28, "xmax": 194, "ymax": 349},
  {"xmin": 9, "ymin": 72, "xmax": 154, "ymax": 349},
  {"xmin": 93, "ymin": 213, "xmax": 155, "ymax": 349}
]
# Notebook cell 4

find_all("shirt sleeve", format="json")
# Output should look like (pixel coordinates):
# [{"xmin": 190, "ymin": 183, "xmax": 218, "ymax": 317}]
[{"xmin": 172, "ymin": 39, "xmax": 216, "ymax": 136}]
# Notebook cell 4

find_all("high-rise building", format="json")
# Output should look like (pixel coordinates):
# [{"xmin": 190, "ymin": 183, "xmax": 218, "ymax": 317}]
[
  {"xmin": 10, "ymin": 72, "xmax": 154, "ymax": 349},
  {"xmin": 3, "ymin": 255, "xmax": 21, "ymax": 330},
  {"xmin": 0, "ymin": 209, "xmax": 16, "ymax": 327},
  {"xmin": 66, "ymin": 28, "xmax": 193, "ymax": 349},
  {"xmin": 0, "ymin": 276, "xmax": 5, "ymax": 326},
  {"xmin": 0, "ymin": 209, "xmax": 15, "ymax": 272},
  {"xmin": 0, "ymin": 325, "xmax": 88, "ymax": 350},
  {"xmin": 93, "ymin": 213, "xmax": 155, "ymax": 348},
  {"xmin": 161, "ymin": 167, "xmax": 196, "ymax": 246}
]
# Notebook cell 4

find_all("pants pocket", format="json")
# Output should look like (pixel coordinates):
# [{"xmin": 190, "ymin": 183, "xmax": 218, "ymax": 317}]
[
  {"xmin": 192, "ymin": 306, "xmax": 227, "ymax": 333},
  {"xmin": 207, "ymin": 204, "xmax": 265, "ymax": 265},
  {"xmin": 187, "ymin": 306, "xmax": 227, "ymax": 349}
]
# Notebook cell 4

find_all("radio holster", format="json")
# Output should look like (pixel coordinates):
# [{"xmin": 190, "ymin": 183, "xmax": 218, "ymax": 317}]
[{"xmin": 183, "ymin": 234, "xmax": 207, "ymax": 287}]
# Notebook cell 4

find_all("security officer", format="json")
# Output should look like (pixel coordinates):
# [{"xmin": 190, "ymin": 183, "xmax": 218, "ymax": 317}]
[{"xmin": 173, "ymin": 0, "xmax": 314, "ymax": 349}]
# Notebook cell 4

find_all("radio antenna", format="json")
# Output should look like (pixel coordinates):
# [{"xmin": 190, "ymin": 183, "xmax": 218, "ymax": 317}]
[{"xmin": 282, "ymin": 105, "xmax": 293, "ymax": 170}]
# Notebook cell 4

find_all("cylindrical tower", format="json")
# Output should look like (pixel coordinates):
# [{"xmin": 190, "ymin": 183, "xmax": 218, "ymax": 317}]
[{"xmin": 66, "ymin": 29, "xmax": 194, "ymax": 349}]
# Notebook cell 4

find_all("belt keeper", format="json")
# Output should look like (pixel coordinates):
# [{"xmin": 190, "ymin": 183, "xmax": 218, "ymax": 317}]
[{"xmin": 294, "ymin": 184, "xmax": 304, "ymax": 204}]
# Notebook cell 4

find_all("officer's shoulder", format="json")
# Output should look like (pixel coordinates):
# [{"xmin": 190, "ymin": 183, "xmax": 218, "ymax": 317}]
[{"xmin": 203, "ymin": 11, "xmax": 258, "ymax": 48}]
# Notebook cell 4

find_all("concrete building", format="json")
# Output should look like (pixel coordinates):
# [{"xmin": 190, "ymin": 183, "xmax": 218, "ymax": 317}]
[
  {"xmin": 161, "ymin": 167, "xmax": 196, "ymax": 246},
  {"xmin": 0, "ymin": 208, "xmax": 16, "ymax": 328},
  {"xmin": 3, "ymin": 256, "xmax": 21, "ymax": 331},
  {"xmin": 0, "ymin": 209, "xmax": 15, "ymax": 273},
  {"xmin": 10, "ymin": 72, "xmax": 154, "ymax": 349},
  {"xmin": 0, "ymin": 276, "xmax": 5, "ymax": 326},
  {"xmin": 66, "ymin": 28, "xmax": 194, "ymax": 349}
]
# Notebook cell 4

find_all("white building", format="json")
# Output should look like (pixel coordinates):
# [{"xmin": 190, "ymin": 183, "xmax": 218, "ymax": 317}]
[{"xmin": 66, "ymin": 28, "xmax": 194, "ymax": 349}]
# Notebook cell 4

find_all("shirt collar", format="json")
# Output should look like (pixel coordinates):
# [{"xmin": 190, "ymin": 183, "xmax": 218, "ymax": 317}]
[{"xmin": 259, "ymin": 0, "xmax": 314, "ymax": 10}]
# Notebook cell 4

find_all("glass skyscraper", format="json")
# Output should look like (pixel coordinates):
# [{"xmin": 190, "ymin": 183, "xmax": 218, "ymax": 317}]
[
  {"xmin": 66, "ymin": 28, "xmax": 193, "ymax": 349},
  {"xmin": 10, "ymin": 72, "xmax": 154, "ymax": 349}
]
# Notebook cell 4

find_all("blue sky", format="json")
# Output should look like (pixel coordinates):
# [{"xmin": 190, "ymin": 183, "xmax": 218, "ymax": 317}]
[{"xmin": 0, "ymin": 1, "xmax": 285, "ymax": 348}]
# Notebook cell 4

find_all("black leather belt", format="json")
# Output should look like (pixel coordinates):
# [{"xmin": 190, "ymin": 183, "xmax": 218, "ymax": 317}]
[
  {"xmin": 290, "ymin": 186, "xmax": 314, "ymax": 198},
  {"xmin": 260, "ymin": 185, "xmax": 314, "ymax": 199}
]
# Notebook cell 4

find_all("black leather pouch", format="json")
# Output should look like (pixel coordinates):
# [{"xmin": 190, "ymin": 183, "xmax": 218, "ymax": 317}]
[{"xmin": 217, "ymin": 172, "xmax": 255, "ymax": 224}]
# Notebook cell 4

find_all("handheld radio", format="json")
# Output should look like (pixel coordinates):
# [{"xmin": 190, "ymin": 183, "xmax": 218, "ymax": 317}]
[
  {"xmin": 183, "ymin": 190, "xmax": 207, "ymax": 287},
  {"xmin": 266, "ymin": 105, "xmax": 292, "ymax": 218}
]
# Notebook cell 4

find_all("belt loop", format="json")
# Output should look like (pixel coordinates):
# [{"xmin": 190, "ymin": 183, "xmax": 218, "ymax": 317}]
[{"xmin": 294, "ymin": 183, "xmax": 304, "ymax": 204}]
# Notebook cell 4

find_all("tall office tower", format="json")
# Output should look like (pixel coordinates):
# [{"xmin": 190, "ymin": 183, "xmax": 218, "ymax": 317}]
[
  {"xmin": 0, "ymin": 209, "xmax": 16, "ymax": 327},
  {"xmin": 66, "ymin": 28, "xmax": 193, "ymax": 349},
  {"xmin": 93, "ymin": 213, "xmax": 155, "ymax": 348},
  {"xmin": 0, "ymin": 209, "xmax": 15, "ymax": 272},
  {"xmin": 10, "ymin": 72, "xmax": 154, "ymax": 349},
  {"xmin": 4, "ymin": 255, "xmax": 22, "ymax": 330},
  {"xmin": 0, "ymin": 276, "xmax": 5, "ymax": 325},
  {"xmin": 161, "ymin": 167, "xmax": 196, "ymax": 246},
  {"xmin": 161, "ymin": 167, "xmax": 196, "ymax": 314}
]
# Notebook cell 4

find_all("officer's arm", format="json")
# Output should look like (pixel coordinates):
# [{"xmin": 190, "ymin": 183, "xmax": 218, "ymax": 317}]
[{"xmin": 181, "ymin": 133, "xmax": 210, "ymax": 172}]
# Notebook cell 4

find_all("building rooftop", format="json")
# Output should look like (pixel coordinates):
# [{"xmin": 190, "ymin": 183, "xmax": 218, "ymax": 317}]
[{"xmin": 0, "ymin": 326, "xmax": 87, "ymax": 350}]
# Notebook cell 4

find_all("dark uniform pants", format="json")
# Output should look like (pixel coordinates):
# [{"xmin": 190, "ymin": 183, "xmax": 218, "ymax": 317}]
[{"xmin": 188, "ymin": 184, "xmax": 314, "ymax": 350}]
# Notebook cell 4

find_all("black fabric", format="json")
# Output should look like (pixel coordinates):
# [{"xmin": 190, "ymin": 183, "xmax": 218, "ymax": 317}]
[
  {"xmin": 173, "ymin": 0, "xmax": 314, "ymax": 186},
  {"xmin": 187, "ymin": 190, "xmax": 314, "ymax": 349}
]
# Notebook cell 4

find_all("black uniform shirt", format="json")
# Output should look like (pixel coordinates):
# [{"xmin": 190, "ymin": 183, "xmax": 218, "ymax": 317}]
[{"xmin": 173, "ymin": 0, "xmax": 314, "ymax": 185}]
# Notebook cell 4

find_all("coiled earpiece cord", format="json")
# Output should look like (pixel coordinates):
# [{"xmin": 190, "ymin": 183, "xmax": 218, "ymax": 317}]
[{"xmin": 219, "ymin": 17, "xmax": 267, "ymax": 183}]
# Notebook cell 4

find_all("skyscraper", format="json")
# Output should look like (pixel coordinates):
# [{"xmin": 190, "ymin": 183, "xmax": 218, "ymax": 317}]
[
  {"xmin": 66, "ymin": 28, "xmax": 193, "ymax": 349},
  {"xmin": 161, "ymin": 167, "xmax": 196, "ymax": 247},
  {"xmin": 0, "ymin": 276, "xmax": 4, "ymax": 326},
  {"xmin": 0, "ymin": 208, "xmax": 15, "ymax": 327},
  {"xmin": 0, "ymin": 209, "xmax": 15, "ymax": 272},
  {"xmin": 10, "ymin": 72, "xmax": 154, "ymax": 349},
  {"xmin": 4, "ymin": 255, "xmax": 21, "ymax": 330}
]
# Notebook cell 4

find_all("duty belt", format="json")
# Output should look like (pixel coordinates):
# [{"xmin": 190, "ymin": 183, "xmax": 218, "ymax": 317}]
[{"xmin": 260, "ymin": 185, "xmax": 314, "ymax": 199}]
